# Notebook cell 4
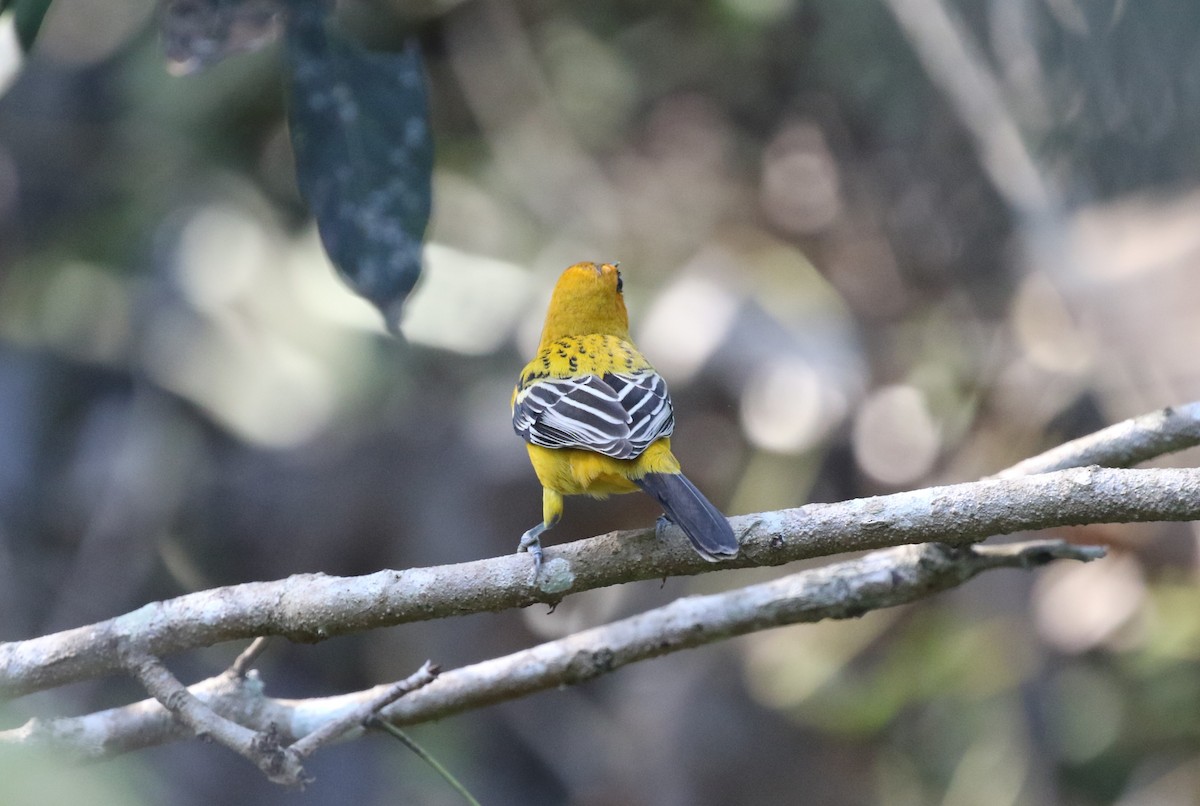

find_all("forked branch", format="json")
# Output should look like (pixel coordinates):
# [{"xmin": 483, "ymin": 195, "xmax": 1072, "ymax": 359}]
[{"xmin": 1, "ymin": 402, "xmax": 1198, "ymax": 780}]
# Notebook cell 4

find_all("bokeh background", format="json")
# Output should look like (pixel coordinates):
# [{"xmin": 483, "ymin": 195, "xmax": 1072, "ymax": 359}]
[{"xmin": 3, "ymin": 0, "xmax": 1200, "ymax": 803}]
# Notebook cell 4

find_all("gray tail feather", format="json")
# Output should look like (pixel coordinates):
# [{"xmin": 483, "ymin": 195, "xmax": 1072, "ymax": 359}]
[{"xmin": 636, "ymin": 473, "xmax": 739, "ymax": 561}]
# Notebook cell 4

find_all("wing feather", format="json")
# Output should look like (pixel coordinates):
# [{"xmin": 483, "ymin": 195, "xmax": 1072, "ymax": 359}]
[
  {"xmin": 514, "ymin": 371, "xmax": 674, "ymax": 459},
  {"xmin": 607, "ymin": 372, "xmax": 674, "ymax": 450}
]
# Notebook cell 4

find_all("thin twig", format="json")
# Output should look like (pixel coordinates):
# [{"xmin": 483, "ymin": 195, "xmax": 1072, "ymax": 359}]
[
  {"xmin": 289, "ymin": 660, "xmax": 439, "ymax": 758},
  {"xmin": 4, "ymin": 539, "xmax": 1102, "ymax": 760},
  {"xmin": 992, "ymin": 402, "xmax": 1200, "ymax": 478},
  {"xmin": 2, "ymin": 465, "xmax": 1197, "ymax": 701},
  {"xmin": 227, "ymin": 637, "xmax": 272, "ymax": 679}
]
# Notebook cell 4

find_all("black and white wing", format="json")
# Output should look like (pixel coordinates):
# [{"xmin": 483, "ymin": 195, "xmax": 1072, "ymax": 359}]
[
  {"xmin": 603, "ymin": 371, "xmax": 674, "ymax": 454},
  {"xmin": 513, "ymin": 372, "xmax": 674, "ymax": 460}
]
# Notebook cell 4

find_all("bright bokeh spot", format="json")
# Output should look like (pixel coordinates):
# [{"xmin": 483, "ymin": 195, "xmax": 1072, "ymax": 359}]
[
  {"xmin": 852, "ymin": 385, "xmax": 941, "ymax": 485},
  {"xmin": 287, "ymin": 227, "xmax": 386, "ymax": 332},
  {"xmin": 1011, "ymin": 273, "xmax": 1091, "ymax": 374},
  {"xmin": 760, "ymin": 121, "xmax": 842, "ymax": 235},
  {"xmin": 401, "ymin": 244, "xmax": 533, "ymax": 354},
  {"xmin": 175, "ymin": 205, "xmax": 270, "ymax": 314},
  {"xmin": 740, "ymin": 357, "xmax": 842, "ymax": 453},
  {"xmin": 638, "ymin": 273, "xmax": 739, "ymax": 383},
  {"xmin": 0, "ymin": 15, "xmax": 20, "ymax": 98},
  {"xmin": 1033, "ymin": 552, "xmax": 1146, "ymax": 653},
  {"xmin": 139, "ymin": 202, "xmax": 394, "ymax": 448}
]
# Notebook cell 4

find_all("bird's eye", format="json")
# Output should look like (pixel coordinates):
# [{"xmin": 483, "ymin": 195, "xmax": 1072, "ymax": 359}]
[{"xmin": 615, "ymin": 271, "xmax": 624, "ymax": 293}]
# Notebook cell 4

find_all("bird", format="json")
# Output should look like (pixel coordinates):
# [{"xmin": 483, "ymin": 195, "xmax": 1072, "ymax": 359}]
[{"xmin": 511, "ymin": 261, "xmax": 740, "ymax": 574}]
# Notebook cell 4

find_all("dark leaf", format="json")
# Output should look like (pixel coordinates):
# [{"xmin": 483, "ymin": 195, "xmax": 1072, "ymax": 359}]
[{"xmin": 284, "ymin": 3, "xmax": 433, "ymax": 331}]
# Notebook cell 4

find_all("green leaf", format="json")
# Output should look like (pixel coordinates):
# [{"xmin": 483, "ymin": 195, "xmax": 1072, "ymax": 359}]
[{"xmin": 284, "ymin": 2, "xmax": 433, "ymax": 330}]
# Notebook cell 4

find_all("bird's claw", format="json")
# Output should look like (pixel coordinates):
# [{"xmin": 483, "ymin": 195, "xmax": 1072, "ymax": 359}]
[
  {"xmin": 518, "ymin": 527, "xmax": 545, "ymax": 580},
  {"xmin": 526, "ymin": 543, "xmax": 544, "ymax": 578}
]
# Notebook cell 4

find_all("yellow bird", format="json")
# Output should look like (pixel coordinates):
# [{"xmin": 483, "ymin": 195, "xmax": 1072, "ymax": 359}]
[{"xmin": 512, "ymin": 261, "xmax": 740, "ymax": 572}]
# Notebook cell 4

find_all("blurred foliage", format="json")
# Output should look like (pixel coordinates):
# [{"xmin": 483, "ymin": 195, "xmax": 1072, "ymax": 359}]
[
  {"xmin": 1, "ymin": 0, "xmax": 53, "ymax": 51},
  {"xmin": 0, "ymin": 739, "xmax": 162, "ymax": 805},
  {"xmin": 0, "ymin": 0, "xmax": 1199, "ymax": 804},
  {"xmin": 159, "ymin": 0, "xmax": 284, "ymax": 75}
]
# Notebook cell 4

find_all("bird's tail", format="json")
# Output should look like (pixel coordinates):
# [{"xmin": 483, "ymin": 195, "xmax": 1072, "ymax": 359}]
[{"xmin": 636, "ymin": 472, "xmax": 739, "ymax": 561}]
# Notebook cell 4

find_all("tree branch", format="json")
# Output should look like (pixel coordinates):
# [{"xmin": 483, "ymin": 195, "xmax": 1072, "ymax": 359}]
[
  {"xmin": 3, "ymin": 403, "xmax": 1198, "ymax": 775},
  {"xmin": 2, "ymin": 465, "xmax": 1197, "ymax": 700},
  {"xmin": 121, "ymin": 648, "xmax": 307, "ymax": 786},
  {"xmin": 101, "ymin": 650, "xmax": 441, "ymax": 785},
  {"xmin": 287, "ymin": 660, "xmax": 439, "ymax": 759},
  {"xmin": 1, "ymin": 539, "xmax": 1102, "ymax": 761},
  {"xmin": 992, "ymin": 403, "xmax": 1200, "ymax": 478}
]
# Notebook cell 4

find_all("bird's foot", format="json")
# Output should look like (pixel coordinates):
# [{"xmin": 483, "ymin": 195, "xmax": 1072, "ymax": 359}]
[{"xmin": 518, "ymin": 525, "xmax": 545, "ymax": 578}]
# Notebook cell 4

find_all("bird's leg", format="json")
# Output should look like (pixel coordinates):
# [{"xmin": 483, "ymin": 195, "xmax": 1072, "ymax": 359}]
[
  {"xmin": 518, "ymin": 487, "xmax": 563, "ymax": 578},
  {"xmin": 517, "ymin": 522, "xmax": 547, "ymax": 575}
]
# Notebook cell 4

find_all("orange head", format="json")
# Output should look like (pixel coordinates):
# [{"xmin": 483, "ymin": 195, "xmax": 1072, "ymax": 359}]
[{"xmin": 538, "ymin": 262, "xmax": 630, "ymax": 346}]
